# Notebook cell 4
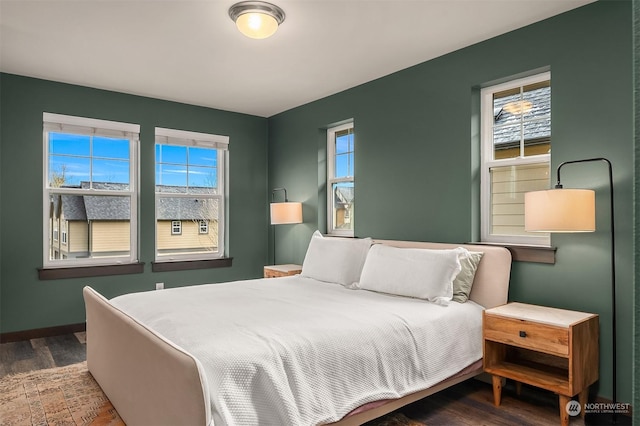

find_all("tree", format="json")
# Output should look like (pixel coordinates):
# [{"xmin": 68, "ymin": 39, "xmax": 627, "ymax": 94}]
[{"xmin": 50, "ymin": 164, "xmax": 67, "ymax": 188}]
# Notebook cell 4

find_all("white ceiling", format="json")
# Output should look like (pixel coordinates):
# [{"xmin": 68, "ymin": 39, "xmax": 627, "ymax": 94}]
[{"xmin": 0, "ymin": 0, "xmax": 594, "ymax": 118}]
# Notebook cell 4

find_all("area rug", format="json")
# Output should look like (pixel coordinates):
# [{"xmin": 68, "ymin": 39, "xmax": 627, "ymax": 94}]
[
  {"xmin": 0, "ymin": 362, "xmax": 123, "ymax": 426},
  {"xmin": 0, "ymin": 362, "xmax": 424, "ymax": 426}
]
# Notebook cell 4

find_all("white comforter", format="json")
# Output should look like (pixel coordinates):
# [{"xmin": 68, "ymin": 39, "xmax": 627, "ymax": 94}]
[{"xmin": 110, "ymin": 276, "xmax": 483, "ymax": 426}]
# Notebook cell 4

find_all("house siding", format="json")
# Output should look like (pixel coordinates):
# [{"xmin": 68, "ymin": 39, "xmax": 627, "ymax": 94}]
[
  {"xmin": 157, "ymin": 220, "xmax": 218, "ymax": 252},
  {"xmin": 68, "ymin": 221, "xmax": 88, "ymax": 254},
  {"xmin": 91, "ymin": 221, "xmax": 130, "ymax": 253},
  {"xmin": 490, "ymin": 163, "xmax": 549, "ymax": 236}
]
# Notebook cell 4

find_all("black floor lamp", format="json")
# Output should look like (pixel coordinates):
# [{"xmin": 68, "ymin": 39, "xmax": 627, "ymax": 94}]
[
  {"xmin": 270, "ymin": 187, "xmax": 302, "ymax": 265},
  {"xmin": 524, "ymin": 157, "xmax": 617, "ymax": 424}
]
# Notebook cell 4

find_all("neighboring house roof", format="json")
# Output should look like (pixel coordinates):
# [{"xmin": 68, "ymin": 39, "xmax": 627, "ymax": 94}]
[
  {"xmin": 84, "ymin": 196, "xmax": 131, "ymax": 220},
  {"xmin": 334, "ymin": 186, "xmax": 354, "ymax": 206},
  {"xmin": 59, "ymin": 195, "xmax": 87, "ymax": 221},
  {"xmin": 52, "ymin": 182, "xmax": 217, "ymax": 221},
  {"xmin": 157, "ymin": 197, "xmax": 217, "ymax": 221},
  {"xmin": 156, "ymin": 185, "xmax": 218, "ymax": 220},
  {"xmin": 80, "ymin": 182, "xmax": 130, "ymax": 220},
  {"xmin": 493, "ymin": 86, "xmax": 550, "ymax": 146}
]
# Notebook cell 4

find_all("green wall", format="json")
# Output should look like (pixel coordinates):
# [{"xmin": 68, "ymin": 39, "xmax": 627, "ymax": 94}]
[
  {"xmin": 0, "ymin": 74, "xmax": 269, "ymax": 333},
  {"xmin": 269, "ymin": 1, "xmax": 633, "ymax": 404}
]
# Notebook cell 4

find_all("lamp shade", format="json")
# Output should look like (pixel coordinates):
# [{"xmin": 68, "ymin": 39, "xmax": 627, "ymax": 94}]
[
  {"xmin": 524, "ymin": 189, "xmax": 595, "ymax": 232},
  {"xmin": 270, "ymin": 202, "xmax": 302, "ymax": 225}
]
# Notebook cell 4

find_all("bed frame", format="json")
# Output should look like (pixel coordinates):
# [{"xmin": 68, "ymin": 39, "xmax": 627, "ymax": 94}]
[{"xmin": 83, "ymin": 240, "xmax": 511, "ymax": 426}]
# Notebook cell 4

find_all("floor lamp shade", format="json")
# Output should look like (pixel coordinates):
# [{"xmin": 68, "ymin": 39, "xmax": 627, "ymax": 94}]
[
  {"xmin": 270, "ymin": 202, "xmax": 302, "ymax": 225},
  {"xmin": 524, "ymin": 189, "xmax": 595, "ymax": 233}
]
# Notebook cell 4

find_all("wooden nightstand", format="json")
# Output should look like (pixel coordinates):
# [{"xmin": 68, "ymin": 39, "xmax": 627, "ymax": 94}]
[
  {"xmin": 483, "ymin": 302, "xmax": 599, "ymax": 426},
  {"xmin": 263, "ymin": 264, "xmax": 302, "ymax": 278}
]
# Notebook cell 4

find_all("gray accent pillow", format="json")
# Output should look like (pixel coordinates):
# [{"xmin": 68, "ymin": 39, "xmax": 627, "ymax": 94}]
[{"xmin": 452, "ymin": 251, "xmax": 484, "ymax": 303}]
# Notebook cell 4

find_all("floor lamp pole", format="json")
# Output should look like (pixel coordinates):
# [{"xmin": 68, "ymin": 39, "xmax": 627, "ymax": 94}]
[
  {"xmin": 272, "ymin": 225, "xmax": 276, "ymax": 265},
  {"xmin": 556, "ymin": 158, "xmax": 616, "ymax": 423}
]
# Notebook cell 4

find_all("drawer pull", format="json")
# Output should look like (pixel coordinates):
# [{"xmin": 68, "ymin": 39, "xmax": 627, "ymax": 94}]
[{"xmin": 519, "ymin": 331, "xmax": 527, "ymax": 338}]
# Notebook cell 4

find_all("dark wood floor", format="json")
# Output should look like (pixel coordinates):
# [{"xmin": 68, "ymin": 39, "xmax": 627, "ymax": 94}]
[
  {"xmin": 0, "ymin": 332, "xmax": 87, "ymax": 378},
  {"xmin": 0, "ymin": 334, "xmax": 628, "ymax": 425}
]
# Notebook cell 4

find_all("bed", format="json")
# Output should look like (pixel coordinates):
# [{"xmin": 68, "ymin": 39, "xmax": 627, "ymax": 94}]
[{"xmin": 83, "ymin": 238, "xmax": 511, "ymax": 425}]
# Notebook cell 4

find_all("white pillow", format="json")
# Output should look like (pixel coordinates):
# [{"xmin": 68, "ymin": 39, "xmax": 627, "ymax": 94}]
[
  {"xmin": 301, "ymin": 231, "xmax": 373, "ymax": 286},
  {"xmin": 357, "ymin": 245, "xmax": 464, "ymax": 305}
]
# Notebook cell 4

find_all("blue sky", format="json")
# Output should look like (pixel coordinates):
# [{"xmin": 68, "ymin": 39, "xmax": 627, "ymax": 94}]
[
  {"xmin": 335, "ymin": 131, "xmax": 354, "ymax": 178},
  {"xmin": 49, "ymin": 133, "xmax": 129, "ymax": 186},
  {"xmin": 155, "ymin": 144, "xmax": 218, "ymax": 188},
  {"xmin": 48, "ymin": 132, "xmax": 218, "ymax": 189}
]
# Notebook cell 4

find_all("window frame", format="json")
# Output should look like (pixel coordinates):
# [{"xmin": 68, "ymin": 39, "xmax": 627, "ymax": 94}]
[
  {"xmin": 198, "ymin": 220, "xmax": 209, "ymax": 235},
  {"xmin": 154, "ymin": 127, "xmax": 228, "ymax": 262},
  {"xmin": 480, "ymin": 72, "xmax": 551, "ymax": 246},
  {"xmin": 171, "ymin": 220, "xmax": 182, "ymax": 235},
  {"xmin": 42, "ymin": 112, "xmax": 139, "ymax": 269},
  {"xmin": 327, "ymin": 122, "xmax": 355, "ymax": 237}
]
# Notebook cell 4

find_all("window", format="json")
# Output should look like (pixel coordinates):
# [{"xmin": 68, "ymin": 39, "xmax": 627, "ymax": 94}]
[
  {"xmin": 481, "ymin": 72, "xmax": 551, "ymax": 246},
  {"xmin": 43, "ymin": 113, "xmax": 139, "ymax": 268},
  {"xmin": 199, "ymin": 220, "xmax": 209, "ymax": 234},
  {"xmin": 171, "ymin": 221, "xmax": 182, "ymax": 235},
  {"xmin": 155, "ymin": 127, "xmax": 228, "ymax": 261},
  {"xmin": 61, "ymin": 223, "xmax": 67, "ymax": 244},
  {"xmin": 327, "ymin": 122, "xmax": 354, "ymax": 236}
]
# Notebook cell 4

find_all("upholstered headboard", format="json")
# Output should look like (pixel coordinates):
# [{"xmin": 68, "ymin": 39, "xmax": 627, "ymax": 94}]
[{"xmin": 372, "ymin": 240, "xmax": 512, "ymax": 309}]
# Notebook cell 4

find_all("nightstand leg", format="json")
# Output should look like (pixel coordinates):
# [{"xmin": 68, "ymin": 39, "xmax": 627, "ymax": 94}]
[
  {"xmin": 515, "ymin": 381, "xmax": 522, "ymax": 396},
  {"xmin": 578, "ymin": 388, "xmax": 589, "ymax": 419},
  {"xmin": 558, "ymin": 394, "xmax": 570, "ymax": 426},
  {"xmin": 491, "ymin": 375, "xmax": 502, "ymax": 406}
]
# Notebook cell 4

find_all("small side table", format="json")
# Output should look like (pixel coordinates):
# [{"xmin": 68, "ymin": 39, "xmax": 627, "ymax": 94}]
[
  {"xmin": 483, "ymin": 302, "xmax": 599, "ymax": 426},
  {"xmin": 264, "ymin": 264, "xmax": 302, "ymax": 278}
]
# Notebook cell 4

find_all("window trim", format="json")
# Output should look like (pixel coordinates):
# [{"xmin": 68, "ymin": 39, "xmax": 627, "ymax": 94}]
[
  {"xmin": 42, "ymin": 112, "xmax": 140, "ymax": 269},
  {"xmin": 327, "ymin": 122, "xmax": 354, "ymax": 237},
  {"xmin": 480, "ymin": 72, "xmax": 551, "ymax": 247},
  {"xmin": 171, "ymin": 220, "xmax": 182, "ymax": 235},
  {"xmin": 154, "ymin": 127, "xmax": 228, "ymax": 262},
  {"xmin": 198, "ymin": 220, "xmax": 209, "ymax": 234}
]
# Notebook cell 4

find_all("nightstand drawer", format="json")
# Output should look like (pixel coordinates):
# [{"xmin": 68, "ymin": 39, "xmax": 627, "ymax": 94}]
[{"xmin": 484, "ymin": 315, "xmax": 569, "ymax": 357}]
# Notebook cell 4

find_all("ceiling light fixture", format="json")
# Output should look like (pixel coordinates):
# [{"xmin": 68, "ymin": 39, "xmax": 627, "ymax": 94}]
[
  {"xmin": 229, "ymin": 1, "xmax": 285, "ymax": 40},
  {"xmin": 503, "ymin": 100, "xmax": 533, "ymax": 115}
]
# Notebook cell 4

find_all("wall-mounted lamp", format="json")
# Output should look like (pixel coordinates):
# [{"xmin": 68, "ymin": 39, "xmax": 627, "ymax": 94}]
[
  {"xmin": 270, "ymin": 188, "xmax": 302, "ymax": 264},
  {"xmin": 229, "ymin": 1, "xmax": 285, "ymax": 39}
]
